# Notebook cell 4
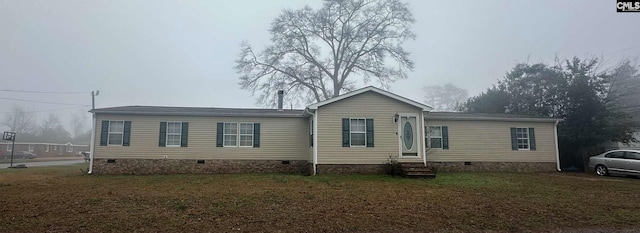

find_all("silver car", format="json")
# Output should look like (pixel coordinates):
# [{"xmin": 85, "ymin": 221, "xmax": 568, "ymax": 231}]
[{"xmin": 589, "ymin": 149, "xmax": 640, "ymax": 176}]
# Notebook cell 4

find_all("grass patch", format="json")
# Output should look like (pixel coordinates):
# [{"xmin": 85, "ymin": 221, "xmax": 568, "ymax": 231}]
[{"xmin": 1, "ymin": 165, "xmax": 639, "ymax": 232}]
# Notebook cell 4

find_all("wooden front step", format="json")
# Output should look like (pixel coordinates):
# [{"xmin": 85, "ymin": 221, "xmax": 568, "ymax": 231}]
[{"xmin": 399, "ymin": 163, "xmax": 436, "ymax": 178}]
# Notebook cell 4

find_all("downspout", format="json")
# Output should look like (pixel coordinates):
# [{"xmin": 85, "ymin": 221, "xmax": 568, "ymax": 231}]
[
  {"xmin": 305, "ymin": 108, "xmax": 318, "ymax": 175},
  {"xmin": 554, "ymin": 120, "xmax": 561, "ymax": 172},
  {"xmin": 88, "ymin": 112, "xmax": 96, "ymax": 174},
  {"xmin": 314, "ymin": 110, "xmax": 318, "ymax": 175},
  {"xmin": 421, "ymin": 111, "xmax": 427, "ymax": 166}
]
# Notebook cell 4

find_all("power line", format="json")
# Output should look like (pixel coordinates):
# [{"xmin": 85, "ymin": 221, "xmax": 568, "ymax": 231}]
[
  {"xmin": 0, "ymin": 89, "xmax": 90, "ymax": 94},
  {"xmin": 606, "ymin": 45, "xmax": 640, "ymax": 56},
  {"xmin": 0, "ymin": 106, "xmax": 87, "ymax": 114},
  {"xmin": 0, "ymin": 97, "xmax": 89, "ymax": 106}
]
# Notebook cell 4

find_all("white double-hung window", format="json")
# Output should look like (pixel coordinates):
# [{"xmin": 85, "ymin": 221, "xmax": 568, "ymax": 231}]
[
  {"xmin": 350, "ymin": 119, "xmax": 366, "ymax": 147},
  {"xmin": 223, "ymin": 123, "xmax": 238, "ymax": 147},
  {"xmin": 427, "ymin": 126, "xmax": 443, "ymax": 148},
  {"xmin": 239, "ymin": 123, "xmax": 254, "ymax": 147},
  {"xmin": 108, "ymin": 121, "xmax": 125, "ymax": 145},
  {"xmin": 166, "ymin": 122, "xmax": 182, "ymax": 147},
  {"xmin": 516, "ymin": 127, "xmax": 529, "ymax": 150}
]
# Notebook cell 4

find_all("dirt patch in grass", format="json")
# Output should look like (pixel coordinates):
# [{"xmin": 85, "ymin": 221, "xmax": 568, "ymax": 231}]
[{"xmin": 1, "ymin": 166, "xmax": 639, "ymax": 232}]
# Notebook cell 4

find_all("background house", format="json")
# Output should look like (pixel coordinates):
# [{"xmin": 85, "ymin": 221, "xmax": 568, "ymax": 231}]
[{"xmin": 0, "ymin": 142, "xmax": 88, "ymax": 158}]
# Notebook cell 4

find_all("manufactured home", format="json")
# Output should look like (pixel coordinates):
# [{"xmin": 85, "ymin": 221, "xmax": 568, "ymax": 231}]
[{"xmin": 90, "ymin": 86, "xmax": 561, "ymax": 175}]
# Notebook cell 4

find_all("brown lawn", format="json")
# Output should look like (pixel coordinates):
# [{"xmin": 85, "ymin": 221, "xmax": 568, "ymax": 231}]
[{"xmin": 1, "ymin": 164, "xmax": 639, "ymax": 233}]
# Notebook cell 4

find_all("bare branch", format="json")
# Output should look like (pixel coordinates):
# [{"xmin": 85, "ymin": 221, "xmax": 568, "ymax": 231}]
[{"xmin": 235, "ymin": 0, "xmax": 415, "ymax": 106}]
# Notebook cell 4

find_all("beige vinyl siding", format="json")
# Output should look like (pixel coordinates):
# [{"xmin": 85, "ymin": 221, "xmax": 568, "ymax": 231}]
[
  {"xmin": 317, "ymin": 91, "xmax": 424, "ymax": 164},
  {"xmin": 425, "ymin": 120, "xmax": 557, "ymax": 162},
  {"xmin": 308, "ymin": 118, "xmax": 314, "ymax": 162},
  {"xmin": 94, "ymin": 114, "xmax": 309, "ymax": 160}
]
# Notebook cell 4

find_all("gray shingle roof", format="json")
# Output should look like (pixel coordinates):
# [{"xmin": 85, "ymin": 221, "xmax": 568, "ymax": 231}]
[
  {"xmin": 92, "ymin": 106, "xmax": 306, "ymax": 118},
  {"xmin": 425, "ymin": 112, "xmax": 561, "ymax": 122}
]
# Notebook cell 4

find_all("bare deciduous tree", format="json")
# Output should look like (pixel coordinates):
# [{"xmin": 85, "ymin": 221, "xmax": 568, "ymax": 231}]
[
  {"xmin": 423, "ymin": 84, "xmax": 469, "ymax": 111},
  {"xmin": 1, "ymin": 105, "xmax": 36, "ymax": 134},
  {"xmin": 70, "ymin": 111, "xmax": 88, "ymax": 137},
  {"xmin": 236, "ymin": 0, "xmax": 415, "ymax": 107},
  {"xmin": 40, "ymin": 113, "xmax": 71, "ymax": 143}
]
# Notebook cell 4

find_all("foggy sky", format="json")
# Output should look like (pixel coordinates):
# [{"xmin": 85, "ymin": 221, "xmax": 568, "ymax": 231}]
[{"xmin": 0, "ymin": 0, "xmax": 638, "ymax": 131}]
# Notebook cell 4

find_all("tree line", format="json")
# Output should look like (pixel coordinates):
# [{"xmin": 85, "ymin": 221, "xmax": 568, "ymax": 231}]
[
  {"xmin": 457, "ymin": 58, "xmax": 640, "ymax": 170},
  {"xmin": 1, "ymin": 106, "xmax": 91, "ymax": 144}
]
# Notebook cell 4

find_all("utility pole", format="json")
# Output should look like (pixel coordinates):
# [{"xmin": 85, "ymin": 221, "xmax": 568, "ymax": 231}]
[
  {"xmin": 88, "ymin": 90, "xmax": 99, "ymax": 174},
  {"xmin": 92, "ymin": 90, "xmax": 100, "ymax": 111}
]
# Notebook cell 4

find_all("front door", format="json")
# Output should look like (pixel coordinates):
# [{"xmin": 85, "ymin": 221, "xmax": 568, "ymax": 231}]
[{"xmin": 399, "ymin": 115, "xmax": 418, "ymax": 156}]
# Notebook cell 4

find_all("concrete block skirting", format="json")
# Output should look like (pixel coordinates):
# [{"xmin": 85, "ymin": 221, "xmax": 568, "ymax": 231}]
[
  {"xmin": 427, "ymin": 162, "xmax": 557, "ymax": 172},
  {"xmin": 315, "ymin": 162, "xmax": 557, "ymax": 174},
  {"xmin": 92, "ymin": 159, "xmax": 309, "ymax": 175},
  {"xmin": 92, "ymin": 159, "xmax": 557, "ymax": 175},
  {"xmin": 315, "ymin": 164, "xmax": 385, "ymax": 174}
]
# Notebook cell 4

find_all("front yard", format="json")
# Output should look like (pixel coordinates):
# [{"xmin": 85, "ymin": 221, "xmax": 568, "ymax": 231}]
[{"xmin": 0, "ymin": 165, "xmax": 639, "ymax": 232}]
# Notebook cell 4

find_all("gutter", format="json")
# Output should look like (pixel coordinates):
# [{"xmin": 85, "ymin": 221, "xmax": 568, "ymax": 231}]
[
  {"xmin": 88, "ymin": 112, "xmax": 96, "ymax": 174},
  {"xmin": 421, "ymin": 111, "xmax": 427, "ymax": 166},
  {"xmin": 424, "ymin": 116, "xmax": 561, "ymax": 123},
  {"xmin": 93, "ymin": 111, "xmax": 306, "ymax": 118},
  {"xmin": 304, "ymin": 108, "xmax": 318, "ymax": 175},
  {"xmin": 554, "ymin": 120, "xmax": 561, "ymax": 172}
]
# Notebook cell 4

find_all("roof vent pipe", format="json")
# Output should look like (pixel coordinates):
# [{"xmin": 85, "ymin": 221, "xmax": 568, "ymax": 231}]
[{"xmin": 277, "ymin": 90, "xmax": 284, "ymax": 111}]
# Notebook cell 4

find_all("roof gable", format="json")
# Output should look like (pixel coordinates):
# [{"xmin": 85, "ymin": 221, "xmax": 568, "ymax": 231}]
[{"xmin": 307, "ymin": 86, "xmax": 432, "ymax": 111}]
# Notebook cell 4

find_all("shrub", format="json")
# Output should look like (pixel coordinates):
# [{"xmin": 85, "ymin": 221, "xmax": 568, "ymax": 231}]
[{"xmin": 383, "ymin": 156, "xmax": 403, "ymax": 177}]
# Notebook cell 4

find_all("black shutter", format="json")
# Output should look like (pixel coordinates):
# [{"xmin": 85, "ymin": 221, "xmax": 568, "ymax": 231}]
[
  {"xmin": 510, "ymin": 127, "xmax": 517, "ymax": 150},
  {"xmin": 253, "ymin": 123, "xmax": 260, "ymax": 148},
  {"xmin": 159, "ymin": 122, "xmax": 167, "ymax": 147},
  {"xmin": 342, "ymin": 118, "xmax": 350, "ymax": 147},
  {"xmin": 216, "ymin": 123, "xmax": 223, "ymax": 147},
  {"xmin": 529, "ymin": 128, "xmax": 536, "ymax": 150},
  {"xmin": 366, "ymin": 118, "xmax": 374, "ymax": 147},
  {"xmin": 181, "ymin": 122, "xmax": 189, "ymax": 147},
  {"xmin": 99, "ymin": 121, "xmax": 109, "ymax": 146},
  {"xmin": 123, "ymin": 121, "xmax": 131, "ymax": 146},
  {"xmin": 442, "ymin": 126, "xmax": 449, "ymax": 150}
]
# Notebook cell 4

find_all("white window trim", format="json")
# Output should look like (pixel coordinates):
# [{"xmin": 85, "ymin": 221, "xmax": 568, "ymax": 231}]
[
  {"xmin": 53, "ymin": 145, "xmax": 57, "ymax": 151},
  {"xmin": 45, "ymin": 145, "xmax": 50, "ymax": 152},
  {"xmin": 238, "ymin": 122, "xmax": 254, "ymax": 148},
  {"xmin": 66, "ymin": 145, "xmax": 73, "ymax": 152},
  {"xmin": 28, "ymin": 144, "xmax": 34, "ymax": 152},
  {"xmin": 516, "ymin": 127, "xmax": 530, "ymax": 151},
  {"xmin": 223, "ymin": 122, "xmax": 256, "ymax": 148},
  {"xmin": 223, "ymin": 122, "xmax": 238, "ymax": 147},
  {"xmin": 166, "ymin": 121, "xmax": 182, "ymax": 147},
  {"xmin": 349, "ymin": 118, "xmax": 367, "ymax": 147},
  {"xmin": 107, "ymin": 120, "xmax": 125, "ymax": 146},
  {"xmin": 426, "ymin": 125, "xmax": 443, "ymax": 149},
  {"xmin": 6, "ymin": 144, "xmax": 12, "ymax": 152}
]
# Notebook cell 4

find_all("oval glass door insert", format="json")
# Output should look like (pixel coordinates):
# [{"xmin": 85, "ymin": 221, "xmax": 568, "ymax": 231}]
[{"xmin": 403, "ymin": 121, "xmax": 413, "ymax": 150}]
